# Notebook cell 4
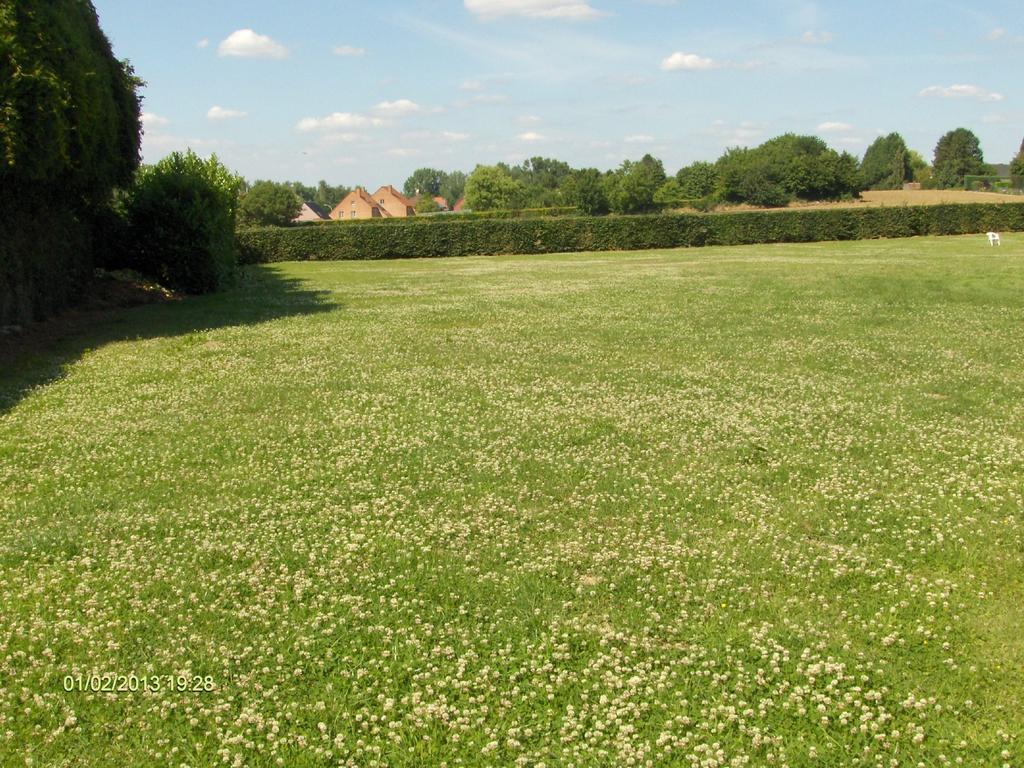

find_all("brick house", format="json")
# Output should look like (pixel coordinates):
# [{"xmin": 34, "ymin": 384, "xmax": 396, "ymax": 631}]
[
  {"xmin": 329, "ymin": 188, "xmax": 389, "ymax": 220},
  {"xmin": 371, "ymin": 185, "xmax": 416, "ymax": 218}
]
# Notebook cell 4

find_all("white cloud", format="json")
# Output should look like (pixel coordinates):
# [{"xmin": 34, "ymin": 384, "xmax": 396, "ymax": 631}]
[
  {"xmin": 817, "ymin": 121, "xmax": 854, "ymax": 132},
  {"xmin": 988, "ymin": 27, "xmax": 1006, "ymax": 41},
  {"xmin": 217, "ymin": 29, "xmax": 288, "ymax": 59},
  {"xmin": 373, "ymin": 99, "xmax": 421, "ymax": 115},
  {"xmin": 982, "ymin": 114, "xmax": 1009, "ymax": 125},
  {"xmin": 296, "ymin": 112, "xmax": 385, "ymax": 132},
  {"xmin": 464, "ymin": 0, "xmax": 606, "ymax": 21},
  {"xmin": 386, "ymin": 148, "xmax": 419, "ymax": 157},
  {"xmin": 207, "ymin": 106, "xmax": 248, "ymax": 120},
  {"xmin": 141, "ymin": 112, "xmax": 169, "ymax": 129},
  {"xmin": 518, "ymin": 115, "xmax": 543, "ymax": 125},
  {"xmin": 920, "ymin": 84, "xmax": 1004, "ymax": 102},
  {"xmin": 660, "ymin": 52, "xmax": 717, "ymax": 71},
  {"xmin": 321, "ymin": 132, "xmax": 367, "ymax": 143},
  {"xmin": 442, "ymin": 131, "xmax": 471, "ymax": 140},
  {"xmin": 333, "ymin": 45, "xmax": 366, "ymax": 56},
  {"xmin": 460, "ymin": 79, "xmax": 485, "ymax": 91},
  {"xmin": 624, "ymin": 134, "xmax": 654, "ymax": 144},
  {"xmin": 518, "ymin": 131, "xmax": 545, "ymax": 141},
  {"xmin": 196, "ymin": 38, "xmax": 209, "ymax": 49},
  {"xmin": 800, "ymin": 30, "xmax": 834, "ymax": 44}
]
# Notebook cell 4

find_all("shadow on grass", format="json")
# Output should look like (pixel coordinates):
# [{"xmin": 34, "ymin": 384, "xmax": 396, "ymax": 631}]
[{"xmin": 0, "ymin": 265, "xmax": 336, "ymax": 416}]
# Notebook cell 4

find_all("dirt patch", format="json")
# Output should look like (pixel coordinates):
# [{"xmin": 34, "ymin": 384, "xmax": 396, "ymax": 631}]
[
  {"xmin": 677, "ymin": 189, "xmax": 1024, "ymax": 214},
  {"xmin": 0, "ymin": 270, "xmax": 179, "ymax": 364}
]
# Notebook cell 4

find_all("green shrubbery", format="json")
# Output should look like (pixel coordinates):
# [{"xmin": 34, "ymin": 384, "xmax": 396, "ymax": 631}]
[
  {"xmin": 1, "ymin": 0, "xmax": 141, "ymax": 324},
  {"xmin": 238, "ymin": 203, "xmax": 1024, "ymax": 264},
  {"xmin": 238, "ymin": 180, "xmax": 302, "ymax": 227},
  {"xmin": 122, "ymin": 151, "xmax": 242, "ymax": 293}
]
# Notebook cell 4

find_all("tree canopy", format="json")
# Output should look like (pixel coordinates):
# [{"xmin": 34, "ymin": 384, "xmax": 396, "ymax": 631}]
[
  {"xmin": 716, "ymin": 134, "xmax": 861, "ymax": 206},
  {"xmin": 605, "ymin": 154, "xmax": 666, "ymax": 214},
  {"xmin": 239, "ymin": 181, "xmax": 302, "ymax": 227},
  {"xmin": 560, "ymin": 168, "xmax": 609, "ymax": 215},
  {"xmin": 464, "ymin": 165, "xmax": 526, "ymax": 211},
  {"xmin": 933, "ymin": 128, "xmax": 986, "ymax": 188},
  {"xmin": 0, "ymin": 0, "xmax": 141, "ymax": 204},
  {"xmin": 861, "ymin": 133, "xmax": 912, "ymax": 190}
]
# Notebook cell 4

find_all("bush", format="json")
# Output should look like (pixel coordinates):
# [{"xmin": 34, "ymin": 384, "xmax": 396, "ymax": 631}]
[
  {"xmin": 123, "ymin": 151, "xmax": 242, "ymax": 293},
  {"xmin": 237, "ymin": 203, "xmax": 1024, "ymax": 264},
  {"xmin": 1, "ymin": 0, "xmax": 141, "ymax": 324}
]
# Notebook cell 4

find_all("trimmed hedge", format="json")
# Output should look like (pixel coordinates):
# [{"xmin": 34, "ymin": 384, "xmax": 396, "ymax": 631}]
[{"xmin": 238, "ymin": 203, "xmax": 1024, "ymax": 265}]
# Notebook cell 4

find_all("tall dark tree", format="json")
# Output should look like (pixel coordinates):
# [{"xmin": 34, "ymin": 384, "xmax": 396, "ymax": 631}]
[
  {"xmin": 1, "ymin": 0, "xmax": 142, "ymax": 323},
  {"xmin": 1012, "ymin": 137, "xmax": 1024, "ymax": 178},
  {"xmin": 933, "ymin": 128, "xmax": 986, "ymax": 188},
  {"xmin": 861, "ymin": 133, "xmax": 912, "ymax": 190}
]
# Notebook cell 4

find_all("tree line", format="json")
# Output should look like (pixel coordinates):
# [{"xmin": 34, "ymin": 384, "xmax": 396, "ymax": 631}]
[{"xmin": 238, "ymin": 127, "xmax": 1023, "ymax": 226}]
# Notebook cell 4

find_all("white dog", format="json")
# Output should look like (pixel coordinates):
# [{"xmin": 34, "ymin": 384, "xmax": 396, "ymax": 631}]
[{"xmin": 988, "ymin": 232, "xmax": 1001, "ymax": 246}]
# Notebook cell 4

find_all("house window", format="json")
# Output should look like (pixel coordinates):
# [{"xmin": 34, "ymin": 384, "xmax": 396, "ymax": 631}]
[
  {"xmin": 380, "ymin": 199, "xmax": 385, "ymax": 205},
  {"xmin": 350, "ymin": 211, "xmax": 356, "ymax": 219}
]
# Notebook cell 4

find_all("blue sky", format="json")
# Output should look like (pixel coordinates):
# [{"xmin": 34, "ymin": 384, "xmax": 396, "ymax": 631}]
[{"xmin": 92, "ymin": 0, "xmax": 1023, "ymax": 187}]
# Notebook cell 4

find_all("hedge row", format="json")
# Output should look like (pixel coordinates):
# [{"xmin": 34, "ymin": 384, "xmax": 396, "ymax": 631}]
[{"xmin": 238, "ymin": 203, "xmax": 1024, "ymax": 265}]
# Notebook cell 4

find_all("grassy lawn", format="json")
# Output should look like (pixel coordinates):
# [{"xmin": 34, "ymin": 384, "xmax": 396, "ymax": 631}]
[{"xmin": 2, "ymin": 235, "xmax": 1023, "ymax": 767}]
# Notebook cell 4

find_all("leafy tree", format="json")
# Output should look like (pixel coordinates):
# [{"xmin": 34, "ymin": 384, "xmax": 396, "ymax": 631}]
[
  {"xmin": 933, "ymin": 128, "xmax": 986, "ymax": 188},
  {"xmin": 716, "ymin": 147, "xmax": 789, "ymax": 206},
  {"xmin": 560, "ymin": 168, "xmax": 609, "ymax": 215},
  {"xmin": 907, "ymin": 150, "xmax": 931, "ymax": 184},
  {"xmin": 125, "ymin": 150, "xmax": 243, "ymax": 293},
  {"xmin": 439, "ymin": 171, "xmax": 467, "ymax": 209},
  {"xmin": 464, "ymin": 165, "xmax": 526, "ymax": 211},
  {"xmin": 676, "ymin": 161, "xmax": 718, "ymax": 199},
  {"xmin": 415, "ymin": 194, "xmax": 442, "ymax": 214},
  {"xmin": 403, "ymin": 168, "xmax": 446, "ymax": 197},
  {"xmin": 1010, "ymin": 138, "xmax": 1024, "ymax": 177},
  {"xmin": 715, "ymin": 135, "xmax": 861, "ymax": 206},
  {"xmin": 861, "ymin": 133, "xmax": 912, "ymax": 190},
  {"xmin": 605, "ymin": 155, "xmax": 666, "ymax": 214},
  {"xmin": 239, "ymin": 180, "xmax": 302, "ymax": 226},
  {"xmin": 653, "ymin": 178, "xmax": 689, "ymax": 207},
  {"xmin": 284, "ymin": 181, "xmax": 316, "ymax": 202},
  {"xmin": 310, "ymin": 181, "xmax": 347, "ymax": 211}
]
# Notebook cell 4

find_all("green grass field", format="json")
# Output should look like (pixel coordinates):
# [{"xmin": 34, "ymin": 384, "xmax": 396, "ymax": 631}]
[{"xmin": 2, "ymin": 235, "xmax": 1023, "ymax": 767}]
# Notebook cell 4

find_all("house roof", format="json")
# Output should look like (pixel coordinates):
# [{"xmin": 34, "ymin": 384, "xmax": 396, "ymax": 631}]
[
  {"xmin": 373, "ymin": 185, "xmax": 415, "ymax": 207},
  {"xmin": 302, "ymin": 201, "xmax": 330, "ymax": 219},
  {"xmin": 330, "ymin": 188, "xmax": 392, "ymax": 218}
]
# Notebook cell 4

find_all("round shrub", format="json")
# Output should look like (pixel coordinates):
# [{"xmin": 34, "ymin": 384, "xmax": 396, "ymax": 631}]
[{"xmin": 125, "ymin": 151, "xmax": 242, "ymax": 293}]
